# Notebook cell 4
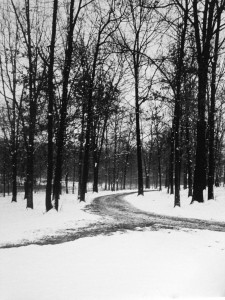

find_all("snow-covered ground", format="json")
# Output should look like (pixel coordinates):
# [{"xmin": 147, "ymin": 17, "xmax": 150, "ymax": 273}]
[
  {"xmin": 125, "ymin": 187, "xmax": 225, "ymax": 222},
  {"xmin": 0, "ymin": 191, "xmax": 101, "ymax": 246},
  {"xmin": 0, "ymin": 187, "xmax": 225, "ymax": 299}
]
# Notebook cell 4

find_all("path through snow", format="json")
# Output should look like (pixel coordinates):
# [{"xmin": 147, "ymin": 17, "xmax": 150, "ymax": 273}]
[{"xmin": 1, "ymin": 191, "xmax": 225, "ymax": 248}]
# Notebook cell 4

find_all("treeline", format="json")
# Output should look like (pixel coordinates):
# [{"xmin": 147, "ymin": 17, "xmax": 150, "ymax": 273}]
[{"xmin": 0, "ymin": 0, "xmax": 225, "ymax": 211}]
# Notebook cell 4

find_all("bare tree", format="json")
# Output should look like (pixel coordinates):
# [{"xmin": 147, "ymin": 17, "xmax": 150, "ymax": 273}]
[
  {"xmin": 53, "ymin": 0, "xmax": 91, "ymax": 209},
  {"xmin": 11, "ymin": 0, "xmax": 49, "ymax": 208},
  {"xmin": 45, "ymin": 0, "xmax": 58, "ymax": 212},
  {"xmin": 79, "ymin": 0, "xmax": 123, "ymax": 201},
  {"xmin": 191, "ymin": 0, "xmax": 218, "ymax": 203},
  {"xmin": 173, "ymin": 0, "xmax": 189, "ymax": 207},
  {"xmin": 0, "ymin": 3, "xmax": 22, "ymax": 202},
  {"xmin": 117, "ymin": 0, "xmax": 160, "ymax": 195},
  {"xmin": 208, "ymin": 1, "xmax": 225, "ymax": 200}
]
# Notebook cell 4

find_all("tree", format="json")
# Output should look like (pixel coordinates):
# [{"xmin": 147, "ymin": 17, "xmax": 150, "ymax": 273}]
[
  {"xmin": 117, "ymin": 0, "xmax": 160, "ymax": 196},
  {"xmin": 208, "ymin": 1, "xmax": 225, "ymax": 200},
  {"xmin": 0, "ymin": 3, "xmax": 22, "ymax": 203},
  {"xmin": 10, "ymin": 0, "xmax": 46, "ymax": 208},
  {"xmin": 173, "ymin": 0, "xmax": 225, "ymax": 202},
  {"xmin": 45, "ymin": 0, "xmax": 58, "ymax": 212},
  {"xmin": 191, "ymin": 0, "xmax": 217, "ymax": 203},
  {"xmin": 173, "ymin": 0, "xmax": 188, "ymax": 206},
  {"xmin": 92, "ymin": 79, "xmax": 119, "ymax": 193},
  {"xmin": 53, "ymin": 0, "xmax": 88, "ymax": 210},
  {"xmin": 79, "ymin": 0, "xmax": 122, "ymax": 201}
]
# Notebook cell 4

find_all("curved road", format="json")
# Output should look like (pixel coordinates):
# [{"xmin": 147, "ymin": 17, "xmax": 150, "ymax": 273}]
[{"xmin": 1, "ymin": 191, "xmax": 225, "ymax": 248}]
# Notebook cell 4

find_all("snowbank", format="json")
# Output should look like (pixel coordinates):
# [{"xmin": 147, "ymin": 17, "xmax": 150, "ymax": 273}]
[{"xmin": 125, "ymin": 187, "xmax": 225, "ymax": 222}]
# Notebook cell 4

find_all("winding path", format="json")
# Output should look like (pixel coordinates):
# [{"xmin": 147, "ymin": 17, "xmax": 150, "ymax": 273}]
[{"xmin": 1, "ymin": 191, "xmax": 225, "ymax": 248}]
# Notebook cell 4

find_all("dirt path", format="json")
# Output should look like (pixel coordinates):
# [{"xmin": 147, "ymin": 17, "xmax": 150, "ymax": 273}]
[
  {"xmin": 86, "ymin": 192, "xmax": 225, "ymax": 231},
  {"xmin": 1, "ymin": 191, "xmax": 225, "ymax": 249}
]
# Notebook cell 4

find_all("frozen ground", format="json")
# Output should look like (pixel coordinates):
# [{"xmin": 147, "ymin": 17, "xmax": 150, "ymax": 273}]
[
  {"xmin": 0, "ymin": 187, "xmax": 225, "ymax": 299},
  {"xmin": 125, "ymin": 187, "xmax": 225, "ymax": 222}
]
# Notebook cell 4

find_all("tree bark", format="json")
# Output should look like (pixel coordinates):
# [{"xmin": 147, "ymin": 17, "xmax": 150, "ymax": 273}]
[
  {"xmin": 25, "ymin": 0, "xmax": 35, "ymax": 209},
  {"xmin": 80, "ymin": 36, "xmax": 100, "ymax": 201},
  {"xmin": 93, "ymin": 118, "xmax": 108, "ymax": 193},
  {"xmin": 134, "ymin": 61, "xmax": 144, "ymax": 196},
  {"xmin": 185, "ymin": 117, "xmax": 193, "ymax": 197},
  {"xmin": 53, "ymin": 0, "xmax": 82, "ymax": 209},
  {"xmin": 11, "ymin": 93, "xmax": 17, "ymax": 203},
  {"xmin": 173, "ymin": 0, "xmax": 188, "ymax": 207},
  {"xmin": 169, "ymin": 126, "xmax": 174, "ymax": 194},
  {"xmin": 45, "ymin": 0, "xmax": 58, "ymax": 212},
  {"xmin": 192, "ymin": 0, "xmax": 216, "ymax": 203},
  {"xmin": 208, "ymin": 6, "xmax": 221, "ymax": 200},
  {"xmin": 65, "ymin": 172, "xmax": 69, "ymax": 194},
  {"xmin": 192, "ymin": 66, "xmax": 208, "ymax": 203}
]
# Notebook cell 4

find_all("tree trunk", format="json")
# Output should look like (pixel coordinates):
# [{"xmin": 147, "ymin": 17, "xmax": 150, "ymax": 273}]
[
  {"xmin": 72, "ymin": 150, "xmax": 76, "ymax": 194},
  {"xmin": 11, "ymin": 42, "xmax": 18, "ymax": 203},
  {"xmin": 158, "ymin": 164, "xmax": 162, "ymax": 191},
  {"xmin": 192, "ymin": 0, "xmax": 216, "ymax": 203},
  {"xmin": 134, "ymin": 62, "xmax": 144, "ymax": 196},
  {"xmin": 123, "ymin": 153, "xmax": 129, "ymax": 190},
  {"xmin": 169, "ymin": 126, "xmax": 174, "ymax": 194},
  {"xmin": 104, "ymin": 126, "xmax": 109, "ymax": 190},
  {"xmin": 157, "ymin": 147, "xmax": 162, "ymax": 191},
  {"xmin": 65, "ymin": 172, "xmax": 69, "ymax": 194},
  {"xmin": 80, "ymin": 41, "xmax": 100, "ymax": 202},
  {"xmin": 3, "ymin": 155, "xmax": 6, "ymax": 197},
  {"xmin": 183, "ymin": 162, "xmax": 187, "ymax": 190},
  {"xmin": 173, "ymin": 2, "xmax": 188, "ymax": 207},
  {"xmin": 192, "ymin": 66, "xmax": 208, "ymax": 203},
  {"xmin": 144, "ymin": 148, "xmax": 151, "ymax": 189},
  {"xmin": 185, "ymin": 119, "xmax": 193, "ymax": 197},
  {"xmin": 146, "ymin": 173, "xmax": 150, "ymax": 189},
  {"xmin": 45, "ymin": 0, "xmax": 58, "ymax": 212},
  {"xmin": 92, "ymin": 118, "xmax": 108, "ymax": 193},
  {"xmin": 208, "ymin": 8, "xmax": 221, "ymax": 200},
  {"xmin": 174, "ymin": 109, "xmax": 180, "ymax": 206},
  {"xmin": 11, "ymin": 127, "xmax": 17, "ymax": 202},
  {"xmin": 112, "ymin": 122, "xmax": 117, "ymax": 192},
  {"xmin": 78, "ymin": 103, "xmax": 85, "ymax": 199},
  {"xmin": 93, "ymin": 161, "xmax": 99, "ymax": 193},
  {"xmin": 53, "ymin": 0, "xmax": 82, "ymax": 209},
  {"xmin": 192, "ymin": 120, "xmax": 207, "ymax": 202},
  {"xmin": 26, "ymin": 0, "xmax": 35, "ymax": 209}
]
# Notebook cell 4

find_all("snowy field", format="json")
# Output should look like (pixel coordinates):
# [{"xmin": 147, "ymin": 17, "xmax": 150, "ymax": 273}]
[
  {"xmin": 0, "ymin": 187, "xmax": 225, "ymax": 299},
  {"xmin": 125, "ymin": 187, "xmax": 225, "ymax": 222}
]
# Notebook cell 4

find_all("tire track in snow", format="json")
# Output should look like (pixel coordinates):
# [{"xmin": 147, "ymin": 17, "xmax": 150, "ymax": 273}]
[{"xmin": 1, "ymin": 191, "xmax": 225, "ymax": 248}]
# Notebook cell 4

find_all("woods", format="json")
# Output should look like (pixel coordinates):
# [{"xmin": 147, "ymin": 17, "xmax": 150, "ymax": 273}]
[{"xmin": 1, "ymin": 0, "xmax": 225, "ymax": 211}]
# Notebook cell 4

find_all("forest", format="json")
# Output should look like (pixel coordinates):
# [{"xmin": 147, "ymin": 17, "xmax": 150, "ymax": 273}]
[{"xmin": 0, "ymin": 0, "xmax": 225, "ymax": 211}]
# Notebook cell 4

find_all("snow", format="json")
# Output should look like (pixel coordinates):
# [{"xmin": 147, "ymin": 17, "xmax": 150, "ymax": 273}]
[
  {"xmin": 0, "ymin": 192, "xmax": 98, "ymax": 246},
  {"xmin": 0, "ymin": 187, "xmax": 225, "ymax": 299},
  {"xmin": 125, "ymin": 187, "xmax": 225, "ymax": 222},
  {"xmin": 0, "ymin": 190, "xmax": 120, "ymax": 246}
]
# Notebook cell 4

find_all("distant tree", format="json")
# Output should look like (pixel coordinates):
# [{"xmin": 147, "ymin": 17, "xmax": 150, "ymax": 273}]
[
  {"xmin": 0, "ymin": 5, "xmax": 22, "ymax": 202},
  {"xmin": 92, "ymin": 79, "xmax": 120, "ymax": 193},
  {"xmin": 117, "ymin": 0, "xmax": 161, "ymax": 196},
  {"xmin": 0, "ymin": 114, "xmax": 11, "ymax": 197},
  {"xmin": 79, "ymin": 0, "xmax": 123, "ymax": 201},
  {"xmin": 11, "ymin": 0, "xmax": 48, "ymax": 208}
]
